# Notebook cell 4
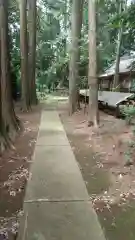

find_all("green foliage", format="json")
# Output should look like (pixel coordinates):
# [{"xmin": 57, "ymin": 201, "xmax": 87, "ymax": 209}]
[
  {"xmin": 36, "ymin": 0, "xmax": 69, "ymax": 89},
  {"xmin": 9, "ymin": 0, "xmax": 135, "ymax": 94},
  {"xmin": 121, "ymin": 104, "xmax": 135, "ymax": 165},
  {"xmin": 130, "ymin": 79, "xmax": 135, "ymax": 92},
  {"xmin": 120, "ymin": 96, "xmax": 135, "ymax": 164},
  {"xmin": 9, "ymin": 0, "xmax": 20, "ymax": 95},
  {"xmin": 120, "ymin": 104, "xmax": 135, "ymax": 124}
]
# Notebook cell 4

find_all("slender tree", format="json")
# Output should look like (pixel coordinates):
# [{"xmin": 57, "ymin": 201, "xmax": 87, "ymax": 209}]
[
  {"xmin": 20, "ymin": 0, "xmax": 30, "ymax": 111},
  {"xmin": 28, "ymin": 0, "xmax": 37, "ymax": 105},
  {"xmin": 88, "ymin": 0, "xmax": 99, "ymax": 127},
  {"xmin": 113, "ymin": 0, "xmax": 128, "ymax": 91},
  {"xmin": 0, "ymin": 0, "xmax": 20, "ymax": 152},
  {"xmin": 69, "ymin": 0, "xmax": 84, "ymax": 115},
  {"xmin": 113, "ymin": 1, "xmax": 123, "ymax": 91}
]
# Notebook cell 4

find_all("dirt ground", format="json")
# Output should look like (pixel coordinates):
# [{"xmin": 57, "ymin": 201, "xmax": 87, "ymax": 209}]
[
  {"xmin": 1, "ymin": 97, "xmax": 135, "ymax": 240},
  {"xmin": 60, "ymin": 104, "xmax": 135, "ymax": 202},
  {"xmin": 0, "ymin": 105, "xmax": 41, "ymax": 239},
  {"xmin": 59, "ymin": 102, "xmax": 135, "ymax": 240}
]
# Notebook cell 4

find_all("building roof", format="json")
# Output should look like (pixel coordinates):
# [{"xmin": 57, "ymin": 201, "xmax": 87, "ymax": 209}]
[
  {"xmin": 80, "ymin": 89, "xmax": 134, "ymax": 107},
  {"xmin": 99, "ymin": 53, "xmax": 135, "ymax": 78}
]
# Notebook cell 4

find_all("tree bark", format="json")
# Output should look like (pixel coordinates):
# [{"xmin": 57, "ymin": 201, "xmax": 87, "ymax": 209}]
[
  {"xmin": 20, "ymin": 0, "xmax": 30, "ymax": 111},
  {"xmin": 113, "ymin": 2, "xmax": 123, "ymax": 91},
  {"xmin": 0, "ymin": 0, "xmax": 20, "ymax": 153},
  {"xmin": 88, "ymin": 0, "xmax": 99, "ymax": 127},
  {"xmin": 113, "ymin": 28, "xmax": 123, "ymax": 91},
  {"xmin": 69, "ymin": 0, "xmax": 84, "ymax": 115},
  {"xmin": 28, "ymin": 0, "xmax": 37, "ymax": 105}
]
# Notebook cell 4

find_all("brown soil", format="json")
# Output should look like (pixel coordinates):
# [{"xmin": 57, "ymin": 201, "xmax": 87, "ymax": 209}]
[
  {"xmin": 59, "ymin": 101, "xmax": 135, "ymax": 240},
  {"xmin": 0, "ymin": 105, "xmax": 41, "ymax": 239},
  {"xmin": 58, "ymin": 100, "xmax": 135, "ymax": 240},
  {"xmin": 60, "ymin": 103, "xmax": 135, "ymax": 205}
]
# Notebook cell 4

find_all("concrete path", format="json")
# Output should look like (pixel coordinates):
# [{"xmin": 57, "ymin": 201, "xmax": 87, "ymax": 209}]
[{"xmin": 17, "ymin": 110, "xmax": 106, "ymax": 240}]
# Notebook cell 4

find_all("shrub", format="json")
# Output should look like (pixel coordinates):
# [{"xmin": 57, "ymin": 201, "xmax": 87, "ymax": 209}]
[{"xmin": 120, "ymin": 104, "xmax": 135, "ymax": 125}]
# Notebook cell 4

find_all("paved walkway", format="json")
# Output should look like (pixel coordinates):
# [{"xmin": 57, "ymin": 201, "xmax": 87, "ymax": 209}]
[{"xmin": 17, "ymin": 110, "xmax": 106, "ymax": 240}]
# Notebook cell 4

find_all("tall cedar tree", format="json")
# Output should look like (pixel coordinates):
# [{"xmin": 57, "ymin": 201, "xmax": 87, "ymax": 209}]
[
  {"xmin": 28, "ymin": 0, "xmax": 37, "ymax": 105},
  {"xmin": 113, "ymin": 1, "xmax": 127, "ymax": 91},
  {"xmin": 0, "ymin": 0, "xmax": 20, "ymax": 153},
  {"xmin": 20, "ymin": 0, "xmax": 30, "ymax": 111},
  {"xmin": 69, "ymin": 0, "xmax": 84, "ymax": 115},
  {"xmin": 88, "ymin": 0, "xmax": 99, "ymax": 127}
]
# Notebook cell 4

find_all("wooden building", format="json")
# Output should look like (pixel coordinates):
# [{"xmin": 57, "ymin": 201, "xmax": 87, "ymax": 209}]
[{"xmin": 99, "ymin": 54, "xmax": 135, "ymax": 92}]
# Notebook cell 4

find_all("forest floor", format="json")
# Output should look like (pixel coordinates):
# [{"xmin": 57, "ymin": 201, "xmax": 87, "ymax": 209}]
[
  {"xmin": 0, "ymin": 105, "xmax": 41, "ymax": 239},
  {"xmin": 58, "ymin": 99, "xmax": 135, "ymax": 240},
  {"xmin": 1, "ymin": 96, "xmax": 135, "ymax": 240}
]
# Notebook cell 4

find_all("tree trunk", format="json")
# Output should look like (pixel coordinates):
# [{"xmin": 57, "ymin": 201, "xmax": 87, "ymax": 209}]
[
  {"xmin": 20, "ymin": 0, "xmax": 30, "ymax": 111},
  {"xmin": 69, "ymin": 0, "xmax": 84, "ymax": 115},
  {"xmin": 0, "ymin": 0, "xmax": 20, "ymax": 153},
  {"xmin": 28, "ymin": 0, "xmax": 37, "ymax": 105},
  {"xmin": 63, "ymin": 0, "xmax": 68, "ymax": 56},
  {"xmin": 88, "ymin": 0, "xmax": 99, "ymax": 127},
  {"xmin": 112, "ymin": 28, "xmax": 123, "ymax": 91},
  {"xmin": 113, "ymin": 2, "xmax": 123, "ymax": 91}
]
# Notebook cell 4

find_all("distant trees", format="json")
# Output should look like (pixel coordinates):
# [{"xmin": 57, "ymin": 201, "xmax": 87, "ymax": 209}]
[{"xmin": 0, "ymin": 0, "xmax": 135, "ymax": 153}]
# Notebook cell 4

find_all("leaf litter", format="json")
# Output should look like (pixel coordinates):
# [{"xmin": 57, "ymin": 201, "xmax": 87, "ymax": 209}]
[
  {"xmin": 60, "ymin": 106, "xmax": 135, "ymax": 209},
  {"xmin": 1, "ymin": 166, "xmax": 30, "ymax": 195},
  {"xmin": 0, "ymin": 105, "xmax": 41, "ymax": 239},
  {"xmin": 0, "ymin": 210, "xmax": 23, "ymax": 239}
]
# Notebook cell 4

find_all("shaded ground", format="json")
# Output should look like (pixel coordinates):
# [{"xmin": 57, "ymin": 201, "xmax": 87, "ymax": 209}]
[
  {"xmin": 59, "ymin": 101, "xmax": 135, "ymax": 240},
  {"xmin": 1, "ymin": 95, "xmax": 135, "ymax": 240},
  {"xmin": 0, "ymin": 105, "xmax": 41, "ymax": 239}
]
